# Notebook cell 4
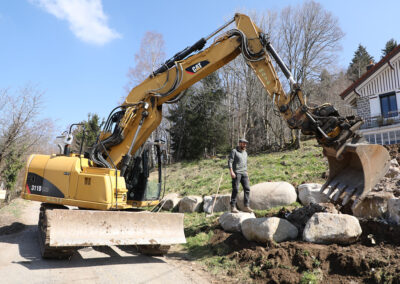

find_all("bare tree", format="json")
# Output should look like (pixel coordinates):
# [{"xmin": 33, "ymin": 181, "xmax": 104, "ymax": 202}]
[
  {"xmin": 277, "ymin": 1, "xmax": 344, "ymax": 86},
  {"xmin": 308, "ymin": 69, "xmax": 355, "ymax": 116},
  {"xmin": 219, "ymin": 4, "xmax": 345, "ymax": 151},
  {"xmin": 271, "ymin": 1, "xmax": 345, "ymax": 148},
  {"xmin": 125, "ymin": 31, "xmax": 167, "ymax": 165},
  {"xmin": 0, "ymin": 85, "xmax": 55, "ymax": 194},
  {"xmin": 126, "ymin": 31, "xmax": 166, "ymax": 90}
]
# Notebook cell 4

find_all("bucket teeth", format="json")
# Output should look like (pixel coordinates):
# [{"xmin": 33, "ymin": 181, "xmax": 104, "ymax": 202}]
[
  {"xmin": 332, "ymin": 184, "xmax": 347, "ymax": 202},
  {"xmin": 341, "ymin": 187, "xmax": 357, "ymax": 206},
  {"xmin": 321, "ymin": 143, "xmax": 390, "ymax": 208},
  {"xmin": 327, "ymin": 182, "xmax": 339, "ymax": 197}
]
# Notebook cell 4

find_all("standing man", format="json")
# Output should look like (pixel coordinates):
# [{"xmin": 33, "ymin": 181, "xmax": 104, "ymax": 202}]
[{"xmin": 228, "ymin": 138, "xmax": 253, "ymax": 213}]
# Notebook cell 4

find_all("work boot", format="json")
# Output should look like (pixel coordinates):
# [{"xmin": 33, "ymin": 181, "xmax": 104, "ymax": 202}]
[
  {"xmin": 231, "ymin": 205, "xmax": 239, "ymax": 213},
  {"xmin": 242, "ymin": 206, "xmax": 253, "ymax": 213}
]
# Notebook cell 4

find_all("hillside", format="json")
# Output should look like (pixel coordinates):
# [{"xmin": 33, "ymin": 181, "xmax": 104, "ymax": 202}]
[
  {"xmin": 160, "ymin": 140, "xmax": 327, "ymax": 197},
  {"xmin": 162, "ymin": 142, "xmax": 400, "ymax": 283}
]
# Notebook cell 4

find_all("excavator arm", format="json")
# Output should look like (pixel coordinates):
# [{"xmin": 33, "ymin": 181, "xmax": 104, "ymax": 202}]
[
  {"xmin": 91, "ymin": 13, "xmax": 389, "ymax": 209},
  {"xmin": 92, "ymin": 14, "xmax": 306, "ymax": 170}
]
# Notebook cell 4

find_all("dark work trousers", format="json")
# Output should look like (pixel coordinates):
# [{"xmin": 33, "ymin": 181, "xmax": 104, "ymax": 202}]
[{"xmin": 231, "ymin": 173, "xmax": 250, "ymax": 207}]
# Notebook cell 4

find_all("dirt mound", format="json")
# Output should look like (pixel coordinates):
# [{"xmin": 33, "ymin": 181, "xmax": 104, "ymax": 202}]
[
  {"xmin": 360, "ymin": 219, "xmax": 400, "ymax": 246},
  {"xmin": 210, "ymin": 213, "xmax": 400, "ymax": 283},
  {"xmin": 210, "ymin": 227, "xmax": 400, "ymax": 283}
]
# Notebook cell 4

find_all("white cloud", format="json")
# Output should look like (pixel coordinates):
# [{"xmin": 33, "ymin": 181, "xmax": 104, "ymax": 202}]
[{"xmin": 30, "ymin": 0, "xmax": 121, "ymax": 45}]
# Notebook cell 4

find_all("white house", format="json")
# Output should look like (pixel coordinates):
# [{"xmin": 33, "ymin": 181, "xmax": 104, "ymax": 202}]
[{"xmin": 341, "ymin": 45, "xmax": 400, "ymax": 145}]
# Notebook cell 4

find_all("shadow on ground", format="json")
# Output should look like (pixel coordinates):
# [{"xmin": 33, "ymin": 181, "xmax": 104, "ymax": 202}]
[{"xmin": 0, "ymin": 223, "xmax": 165, "ymax": 271}]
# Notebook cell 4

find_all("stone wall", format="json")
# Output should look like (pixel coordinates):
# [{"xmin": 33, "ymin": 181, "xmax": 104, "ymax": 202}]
[{"xmin": 356, "ymin": 96, "xmax": 371, "ymax": 118}]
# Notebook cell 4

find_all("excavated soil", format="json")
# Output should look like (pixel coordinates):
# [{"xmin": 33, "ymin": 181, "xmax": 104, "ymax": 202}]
[
  {"xmin": 209, "ymin": 222, "xmax": 400, "ymax": 283},
  {"xmin": 209, "ymin": 193, "xmax": 400, "ymax": 283}
]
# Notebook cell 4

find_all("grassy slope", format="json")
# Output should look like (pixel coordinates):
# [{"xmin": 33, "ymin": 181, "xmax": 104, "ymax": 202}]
[
  {"xmin": 160, "ymin": 140, "xmax": 328, "ymax": 281},
  {"xmin": 162, "ymin": 140, "xmax": 327, "ymax": 197}
]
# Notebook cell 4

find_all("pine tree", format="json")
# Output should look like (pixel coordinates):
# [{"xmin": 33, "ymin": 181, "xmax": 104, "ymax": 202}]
[
  {"xmin": 73, "ymin": 113, "xmax": 104, "ymax": 153},
  {"xmin": 381, "ymin": 38, "xmax": 398, "ymax": 58},
  {"xmin": 347, "ymin": 44, "xmax": 374, "ymax": 82},
  {"xmin": 167, "ymin": 73, "xmax": 229, "ymax": 160}
]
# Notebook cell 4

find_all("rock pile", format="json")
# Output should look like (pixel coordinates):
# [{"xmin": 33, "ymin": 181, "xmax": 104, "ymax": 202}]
[
  {"xmin": 163, "ymin": 167, "xmax": 400, "ymax": 245},
  {"xmin": 161, "ymin": 181, "xmax": 298, "ymax": 214}
]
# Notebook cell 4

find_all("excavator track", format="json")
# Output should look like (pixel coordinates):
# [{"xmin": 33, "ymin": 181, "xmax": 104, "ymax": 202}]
[{"xmin": 38, "ymin": 204, "xmax": 75, "ymax": 259}]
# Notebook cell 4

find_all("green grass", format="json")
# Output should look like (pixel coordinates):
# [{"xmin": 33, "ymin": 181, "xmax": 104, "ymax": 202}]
[
  {"xmin": 159, "ymin": 141, "xmax": 327, "ymax": 280},
  {"xmin": 254, "ymin": 202, "xmax": 302, "ymax": 218},
  {"xmin": 182, "ymin": 212, "xmax": 239, "ymax": 275},
  {"xmin": 157, "ymin": 140, "xmax": 327, "ymax": 197},
  {"xmin": 300, "ymin": 270, "xmax": 321, "ymax": 284}
]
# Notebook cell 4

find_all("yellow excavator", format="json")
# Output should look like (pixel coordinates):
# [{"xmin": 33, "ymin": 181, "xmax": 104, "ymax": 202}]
[{"xmin": 22, "ymin": 13, "xmax": 390, "ymax": 258}]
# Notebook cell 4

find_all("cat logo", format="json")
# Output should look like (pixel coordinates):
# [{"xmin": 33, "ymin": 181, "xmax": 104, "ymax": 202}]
[{"xmin": 185, "ymin": 60, "xmax": 210, "ymax": 74}]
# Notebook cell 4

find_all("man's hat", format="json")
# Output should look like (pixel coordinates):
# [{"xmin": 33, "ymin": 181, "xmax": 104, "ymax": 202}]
[{"xmin": 239, "ymin": 138, "xmax": 248, "ymax": 144}]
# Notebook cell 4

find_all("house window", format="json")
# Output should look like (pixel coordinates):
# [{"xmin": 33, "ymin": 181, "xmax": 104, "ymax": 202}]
[
  {"xmin": 383, "ymin": 132, "xmax": 390, "ymax": 144},
  {"xmin": 369, "ymin": 134, "xmax": 376, "ymax": 144},
  {"xmin": 396, "ymin": 130, "xmax": 400, "ymax": 143},
  {"xmin": 390, "ymin": 131, "xmax": 396, "ymax": 144},
  {"xmin": 380, "ymin": 92, "xmax": 397, "ymax": 117},
  {"xmin": 376, "ymin": 133, "xmax": 382, "ymax": 144}
]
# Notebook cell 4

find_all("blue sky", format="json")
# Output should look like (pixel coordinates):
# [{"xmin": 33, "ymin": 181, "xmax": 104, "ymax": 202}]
[{"xmin": 1, "ymin": 0, "xmax": 399, "ymax": 130}]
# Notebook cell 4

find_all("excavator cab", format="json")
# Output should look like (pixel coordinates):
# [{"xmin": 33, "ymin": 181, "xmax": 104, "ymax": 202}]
[{"xmin": 125, "ymin": 140, "xmax": 165, "ymax": 207}]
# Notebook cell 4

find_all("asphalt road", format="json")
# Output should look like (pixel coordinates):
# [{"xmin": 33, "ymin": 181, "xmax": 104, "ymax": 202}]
[{"xmin": 0, "ymin": 200, "xmax": 209, "ymax": 284}]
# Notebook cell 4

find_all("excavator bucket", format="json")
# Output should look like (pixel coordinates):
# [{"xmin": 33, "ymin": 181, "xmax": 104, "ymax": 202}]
[
  {"xmin": 320, "ymin": 143, "xmax": 390, "ymax": 209},
  {"xmin": 45, "ymin": 209, "xmax": 186, "ymax": 247}
]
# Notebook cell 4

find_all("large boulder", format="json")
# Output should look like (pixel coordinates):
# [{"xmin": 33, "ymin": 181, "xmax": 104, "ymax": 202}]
[
  {"xmin": 241, "ymin": 217, "xmax": 298, "ymax": 243},
  {"xmin": 160, "ymin": 193, "xmax": 181, "ymax": 211},
  {"xmin": 388, "ymin": 198, "xmax": 400, "ymax": 225},
  {"xmin": 297, "ymin": 183, "xmax": 329, "ymax": 206},
  {"xmin": 352, "ymin": 191, "xmax": 394, "ymax": 219},
  {"xmin": 218, "ymin": 212, "xmax": 255, "ymax": 233},
  {"xmin": 286, "ymin": 203, "xmax": 338, "ymax": 235},
  {"xmin": 179, "ymin": 196, "xmax": 203, "ymax": 213},
  {"xmin": 303, "ymin": 213, "xmax": 362, "ymax": 244},
  {"xmin": 237, "ymin": 182, "xmax": 297, "ymax": 210},
  {"xmin": 203, "ymin": 194, "xmax": 231, "ymax": 214}
]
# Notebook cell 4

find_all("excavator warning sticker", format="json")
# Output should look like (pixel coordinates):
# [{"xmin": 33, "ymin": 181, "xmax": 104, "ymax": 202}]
[{"xmin": 185, "ymin": 60, "xmax": 209, "ymax": 74}]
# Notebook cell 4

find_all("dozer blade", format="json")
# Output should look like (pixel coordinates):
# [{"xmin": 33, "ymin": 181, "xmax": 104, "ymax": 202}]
[
  {"xmin": 320, "ymin": 143, "xmax": 390, "ymax": 209},
  {"xmin": 45, "ymin": 209, "xmax": 186, "ymax": 247}
]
